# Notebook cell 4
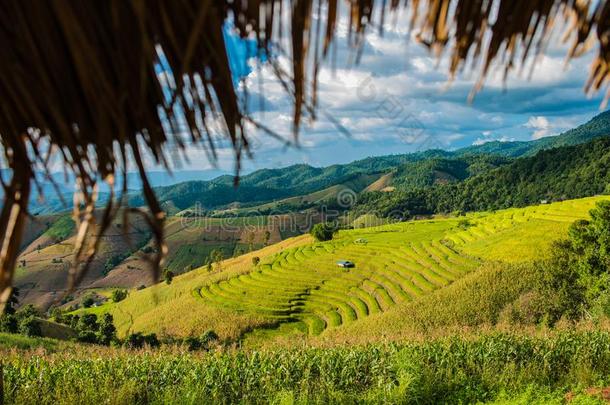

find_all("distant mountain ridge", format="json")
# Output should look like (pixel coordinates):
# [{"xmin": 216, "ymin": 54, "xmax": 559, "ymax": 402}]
[
  {"xmin": 130, "ymin": 110, "xmax": 610, "ymax": 213},
  {"xmin": 20, "ymin": 110, "xmax": 610, "ymax": 214}
]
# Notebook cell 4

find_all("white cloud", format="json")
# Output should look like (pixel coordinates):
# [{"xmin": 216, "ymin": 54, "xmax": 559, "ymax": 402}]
[
  {"xmin": 472, "ymin": 135, "xmax": 515, "ymax": 146},
  {"xmin": 523, "ymin": 115, "xmax": 582, "ymax": 140},
  {"xmin": 525, "ymin": 116, "xmax": 553, "ymax": 140},
  {"xmin": 169, "ymin": 4, "xmax": 606, "ymax": 172}
]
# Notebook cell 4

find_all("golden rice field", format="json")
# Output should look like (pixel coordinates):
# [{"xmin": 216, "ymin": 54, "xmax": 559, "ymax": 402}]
[{"xmin": 91, "ymin": 196, "xmax": 608, "ymax": 341}]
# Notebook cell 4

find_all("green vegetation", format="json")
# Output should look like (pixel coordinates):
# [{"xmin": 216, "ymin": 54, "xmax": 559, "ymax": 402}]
[
  {"xmin": 0, "ymin": 304, "xmax": 41, "ymax": 336},
  {"xmin": 197, "ymin": 217, "xmax": 478, "ymax": 336},
  {"xmin": 533, "ymin": 201, "xmax": 610, "ymax": 323},
  {"xmin": 4, "ymin": 332, "xmax": 610, "ymax": 404},
  {"xmin": 355, "ymin": 137, "xmax": 610, "ymax": 217},
  {"xmin": 104, "ymin": 252, "xmax": 130, "ymax": 273},
  {"xmin": 6, "ymin": 195, "xmax": 610, "ymax": 403},
  {"xmin": 123, "ymin": 332, "xmax": 160, "ymax": 349},
  {"xmin": 42, "ymin": 215, "xmax": 75, "ymax": 241},
  {"xmin": 50, "ymin": 312, "xmax": 118, "ymax": 345},
  {"xmin": 309, "ymin": 222, "xmax": 336, "ymax": 241},
  {"xmin": 0, "ymin": 333, "xmax": 64, "ymax": 351},
  {"xmin": 164, "ymin": 243, "xmax": 229, "ymax": 274},
  {"xmin": 164, "ymin": 269, "xmax": 174, "ymax": 285},
  {"xmin": 83, "ymin": 196, "xmax": 606, "ymax": 342},
  {"xmin": 183, "ymin": 330, "xmax": 219, "ymax": 351},
  {"xmin": 195, "ymin": 197, "xmax": 607, "ymax": 339},
  {"xmin": 8, "ymin": 100, "xmax": 610, "ymax": 405},
  {"xmin": 16, "ymin": 115, "xmax": 610, "ymax": 316},
  {"xmin": 111, "ymin": 289, "xmax": 128, "ymax": 303},
  {"xmin": 82, "ymin": 294, "xmax": 95, "ymax": 308},
  {"xmin": 390, "ymin": 154, "xmax": 510, "ymax": 189}
]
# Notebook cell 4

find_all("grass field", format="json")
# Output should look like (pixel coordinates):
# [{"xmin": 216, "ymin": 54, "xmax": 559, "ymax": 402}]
[
  {"xmin": 0, "ymin": 332, "xmax": 78, "ymax": 351},
  {"xmin": 90, "ymin": 196, "xmax": 609, "ymax": 343}
]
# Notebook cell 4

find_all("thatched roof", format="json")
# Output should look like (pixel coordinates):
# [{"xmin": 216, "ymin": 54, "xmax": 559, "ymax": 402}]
[{"xmin": 1, "ymin": 0, "xmax": 609, "ymax": 311}]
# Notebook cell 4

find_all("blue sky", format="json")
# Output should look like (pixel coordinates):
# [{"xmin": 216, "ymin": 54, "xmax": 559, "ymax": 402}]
[{"xmin": 171, "ymin": 12, "xmax": 606, "ymax": 173}]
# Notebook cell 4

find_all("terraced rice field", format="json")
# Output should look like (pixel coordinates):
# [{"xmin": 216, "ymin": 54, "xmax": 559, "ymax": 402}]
[
  {"xmin": 194, "ymin": 197, "xmax": 608, "ymax": 335},
  {"xmin": 194, "ymin": 220, "xmax": 480, "ymax": 335},
  {"xmin": 195, "ymin": 227, "xmax": 483, "ymax": 334}
]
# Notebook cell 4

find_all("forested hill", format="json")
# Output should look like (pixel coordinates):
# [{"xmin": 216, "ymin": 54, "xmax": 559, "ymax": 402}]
[
  {"xmin": 126, "ymin": 110, "xmax": 610, "ymax": 213},
  {"xmin": 353, "ymin": 137, "xmax": 610, "ymax": 218}
]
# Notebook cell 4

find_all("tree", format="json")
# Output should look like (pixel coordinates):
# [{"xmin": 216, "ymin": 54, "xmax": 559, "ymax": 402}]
[
  {"xmin": 18, "ymin": 316, "xmax": 41, "ymax": 337},
  {"xmin": 97, "ymin": 314, "xmax": 117, "ymax": 346},
  {"xmin": 310, "ymin": 223, "xmax": 336, "ymax": 242},
  {"xmin": 82, "ymin": 294, "xmax": 95, "ymax": 308},
  {"xmin": 143, "ymin": 333, "xmax": 160, "ymax": 348},
  {"xmin": 124, "ymin": 332, "xmax": 145, "ymax": 349},
  {"xmin": 16, "ymin": 304, "xmax": 39, "ymax": 319},
  {"xmin": 0, "ymin": 314, "xmax": 17, "ymax": 333},
  {"xmin": 77, "ymin": 330, "xmax": 99, "ymax": 344},
  {"xmin": 211, "ymin": 249, "xmax": 224, "ymax": 272},
  {"xmin": 534, "ymin": 201, "xmax": 610, "ymax": 324},
  {"xmin": 164, "ymin": 269, "xmax": 174, "ymax": 285},
  {"xmin": 185, "ymin": 330, "xmax": 218, "ymax": 351},
  {"xmin": 78, "ymin": 314, "xmax": 99, "ymax": 332},
  {"xmin": 52, "ymin": 309, "xmax": 73, "ymax": 326},
  {"xmin": 200, "ymin": 330, "xmax": 219, "ymax": 348},
  {"xmin": 564, "ymin": 201, "xmax": 610, "ymax": 306},
  {"xmin": 185, "ymin": 336, "xmax": 202, "ymax": 351},
  {"xmin": 111, "ymin": 289, "xmax": 128, "ymax": 303},
  {"xmin": 69, "ymin": 314, "xmax": 80, "ymax": 330},
  {"xmin": 535, "ymin": 241, "xmax": 587, "ymax": 324},
  {"xmin": 3, "ymin": 287, "xmax": 19, "ymax": 315},
  {"xmin": 75, "ymin": 313, "xmax": 102, "ymax": 344},
  {"xmin": 264, "ymin": 230, "xmax": 271, "ymax": 246},
  {"xmin": 124, "ymin": 332, "xmax": 159, "ymax": 349}
]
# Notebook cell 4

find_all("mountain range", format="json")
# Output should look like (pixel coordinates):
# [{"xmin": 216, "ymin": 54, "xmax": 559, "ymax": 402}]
[{"xmin": 125, "ymin": 110, "xmax": 610, "ymax": 215}]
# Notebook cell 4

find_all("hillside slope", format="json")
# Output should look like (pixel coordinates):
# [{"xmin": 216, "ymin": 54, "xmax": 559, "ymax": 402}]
[
  {"xmin": 87, "ymin": 196, "xmax": 608, "ymax": 343},
  {"xmin": 356, "ymin": 136, "xmax": 610, "ymax": 217},
  {"xmin": 80, "ymin": 235, "xmax": 313, "ymax": 339},
  {"xmin": 14, "ymin": 212, "xmax": 313, "ymax": 310}
]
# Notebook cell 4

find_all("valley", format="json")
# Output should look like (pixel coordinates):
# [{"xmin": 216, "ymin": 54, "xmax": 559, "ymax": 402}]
[
  {"xmin": 13, "ymin": 110, "xmax": 610, "ymax": 313},
  {"xmin": 86, "ymin": 196, "xmax": 607, "ymax": 345}
]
